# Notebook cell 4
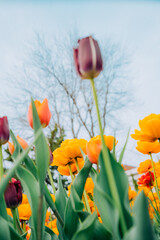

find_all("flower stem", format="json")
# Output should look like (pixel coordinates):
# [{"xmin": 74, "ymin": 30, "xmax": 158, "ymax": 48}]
[
  {"xmin": 75, "ymin": 159, "xmax": 91, "ymax": 213},
  {"xmin": 11, "ymin": 208, "xmax": 17, "ymax": 230},
  {"xmin": 11, "ymin": 208, "xmax": 23, "ymax": 235},
  {"xmin": 0, "ymin": 145, "xmax": 4, "ymax": 178},
  {"xmin": 69, "ymin": 165, "xmax": 74, "ymax": 182},
  {"xmin": 150, "ymin": 153, "xmax": 160, "ymax": 202},
  {"xmin": 47, "ymin": 168, "xmax": 56, "ymax": 195},
  {"xmin": 90, "ymin": 78, "xmax": 127, "ymax": 235},
  {"xmin": 149, "ymin": 185, "xmax": 158, "ymax": 211}
]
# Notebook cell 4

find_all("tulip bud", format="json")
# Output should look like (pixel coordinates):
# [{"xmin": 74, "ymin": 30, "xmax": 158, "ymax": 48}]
[
  {"xmin": 4, "ymin": 178, "xmax": 22, "ymax": 209},
  {"xmin": 0, "ymin": 116, "xmax": 10, "ymax": 145},
  {"xmin": 28, "ymin": 98, "xmax": 51, "ymax": 129},
  {"xmin": 73, "ymin": 36, "xmax": 103, "ymax": 79},
  {"xmin": 86, "ymin": 135, "xmax": 118, "ymax": 164},
  {"xmin": 8, "ymin": 135, "xmax": 28, "ymax": 155}
]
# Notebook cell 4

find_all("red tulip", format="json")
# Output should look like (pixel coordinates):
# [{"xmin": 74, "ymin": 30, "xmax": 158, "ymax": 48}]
[
  {"xmin": 0, "ymin": 116, "xmax": 9, "ymax": 145},
  {"xmin": 73, "ymin": 36, "xmax": 103, "ymax": 79},
  {"xmin": 4, "ymin": 178, "xmax": 22, "ymax": 209}
]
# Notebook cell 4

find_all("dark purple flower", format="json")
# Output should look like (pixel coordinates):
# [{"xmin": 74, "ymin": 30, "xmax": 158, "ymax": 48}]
[
  {"xmin": 73, "ymin": 36, "xmax": 103, "ymax": 79},
  {"xmin": 0, "ymin": 116, "xmax": 10, "ymax": 145},
  {"xmin": 4, "ymin": 178, "xmax": 22, "ymax": 209}
]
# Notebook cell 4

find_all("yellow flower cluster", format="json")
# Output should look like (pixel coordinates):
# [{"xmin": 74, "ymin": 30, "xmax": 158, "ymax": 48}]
[
  {"xmin": 52, "ymin": 138, "xmax": 87, "ymax": 176},
  {"xmin": 131, "ymin": 114, "xmax": 160, "ymax": 221},
  {"xmin": 6, "ymin": 193, "xmax": 58, "ymax": 239}
]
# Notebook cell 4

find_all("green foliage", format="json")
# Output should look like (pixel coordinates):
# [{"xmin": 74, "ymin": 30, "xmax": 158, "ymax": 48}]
[
  {"xmin": 48, "ymin": 124, "xmax": 65, "ymax": 152},
  {"xmin": 0, "ymin": 100, "xmax": 157, "ymax": 240}
]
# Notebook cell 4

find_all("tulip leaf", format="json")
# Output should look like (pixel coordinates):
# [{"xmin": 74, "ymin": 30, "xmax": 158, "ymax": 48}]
[
  {"xmin": 0, "ymin": 195, "xmax": 8, "ymax": 220},
  {"xmin": 15, "ymin": 165, "xmax": 46, "ymax": 240},
  {"xmin": 10, "ymin": 129, "xmax": 38, "ymax": 178},
  {"xmin": 89, "ymin": 167, "xmax": 97, "ymax": 183},
  {"xmin": 94, "ymin": 148, "xmax": 133, "ymax": 238},
  {"xmin": 44, "ymin": 184, "xmax": 64, "ymax": 229},
  {"xmin": 10, "ymin": 130, "xmax": 63, "ymax": 229},
  {"xmin": 72, "ymin": 159, "xmax": 92, "ymax": 198},
  {"xmin": 71, "ymin": 212, "xmax": 97, "ymax": 240},
  {"xmin": 93, "ymin": 220, "xmax": 112, "ymax": 240},
  {"xmin": 0, "ymin": 146, "xmax": 31, "ymax": 201},
  {"xmin": 63, "ymin": 160, "xmax": 92, "ymax": 239},
  {"xmin": 123, "ymin": 191, "xmax": 156, "ymax": 240},
  {"xmin": 0, "ymin": 216, "xmax": 11, "ymax": 239},
  {"xmin": 118, "ymin": 130, "xmax": 130, "ymax": 164},
  {"xmin": 45, "ymin": 226, "xmax": 59, "ymax": 240},
  {"xmin": 55, "ymin": 175, "xmax": 68, "ymax": 240},
  {"xmin": 9, "ymin": 224, "xmax": 24, "ymax": 240},
  {"xmin": 44, "ymin": 231, "xmax": 52, "ymax": 240},
  {"xmin": 55, "ymin": 175, "xmax": 68, "ymax": 220},
  {"xmin": 31, "ymin": 98, "xmax": 50, "ymax": 194}
]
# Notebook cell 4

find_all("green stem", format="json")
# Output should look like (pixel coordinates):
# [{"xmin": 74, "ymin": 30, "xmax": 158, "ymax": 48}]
[
  {"xmin": 11, "ymin": 208, "xmax": 17, "ymax": 230},
  {"xmin": 90, "ymin": 78, "xmax": 127, "ymax": 235},
  {"xmin": 75, "ymin": 159, "xmax": 91, "ymax": 213},
  {"xmin": 149, "ymin": 185, "xmax": 158, "ymax": 211},
  {"xmin": 69, "ymin": 165, "xmax": 74, "ymax": 182},
  {"xmin": 0, "ymin": 145, "xmax": 3, "ymax": 178},
  {"xmin": 11, "ymin": 208, "xmax": 24, "ymax": 234},
  {"xmin": 47, "ymin": 168, "xmax": 56, "ymax": 195},
  {"xmin": 150, "ymin": 153, "xmax": 160, "ymax": 202}
]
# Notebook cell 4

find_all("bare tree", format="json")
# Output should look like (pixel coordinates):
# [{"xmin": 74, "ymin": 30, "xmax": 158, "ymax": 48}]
[{"xmin": 4, "ymin": 31, "xmax": 133, "ymax": 140}]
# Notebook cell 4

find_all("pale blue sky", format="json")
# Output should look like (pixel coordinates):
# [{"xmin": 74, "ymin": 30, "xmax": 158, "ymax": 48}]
[{"xmin": 0, "ymin": 0, "xmax": 160, "ymax": 166}]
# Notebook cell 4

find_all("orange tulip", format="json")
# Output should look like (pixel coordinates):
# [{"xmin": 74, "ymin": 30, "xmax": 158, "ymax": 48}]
[
  {"xmin": 86, "ymin": 135, "xmax": 117, "ymax": 164},
  {"xmin": 8, "ymin": 135, "xmax": 28, "ymax": 155},
  {"xmin": 131, "ymin": 114, "xmax": 160, "ymax": 142},
  {"xmin": 27, "ymin": 98, "xmax": 51, "ymax": 128},
  {"xmin": 136, "ymin": 141, "xmax": 160, "ymax": 155}
]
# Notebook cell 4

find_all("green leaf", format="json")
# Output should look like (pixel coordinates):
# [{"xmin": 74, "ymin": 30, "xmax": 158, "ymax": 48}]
[
  {"xmin": 55, "ymin": 175, "xmax": 68, "ymax": 240},
  {"xmin": 9, "ymin": 224, "xmax": 24, "ymax": 240},
  {"xmin": 55, "ymin": 175, "xmax": 68, "ymax": 220},
  {"xmin": 10, "ymin": 130, "xmax": 63, "ymax": 230},
  {"xmin": 0, "ymin": 146, "xmax": 31, "ymax": 202},
  {"xmin": 44, "ymin": 185, "xmax": 64, "ymax": 231},
  {"xmin": 15, "ymin": 165, "xmax": 41, "ymax": 238},
  {"xmin": 71, "ymin": 212, "xmax": 97, "ymax": 240},
  {"xmin": 63, "ymin": 160, "xmax": 92, "ymax": 239},
  {"xmin": 93, "ymin": 220, "xmax": 112, "ymax": 240},
  {"xmin": 80, "ymin": 147, "xmax": 87, "ymax": 161},
  {"xmin": 89, "ymin": 167, "xmax": 97, "ymax": 183},
  {"xmin": 124, "ymin": 191, "xmax": 156, "ymax": 240},
  {"xmin": 119, "ymin": 130, "xmax": 130, "ymax": 164},
  {"xmin": 45, "ymin": 226, "xmax": 59, "ymax": 240},
  {"xmin": 10, "ymin": 129, "xmax": 38, "ymax": 178},
  {"xmin": 72, "ymin": 159, "xmax": 92, "ymax": 199},
  {"xmin": 31, "ymin": 98, "xmax": 50, "ymax": 194},
  {"xmin": 0, "ymin": 216, "xmax": 11, "ymax": 239},
  {"xmin": 94, "ymin": 149, "xmax": 133, "ymax": 238},
  {"xmin": 0, "ymin": 195, "xmax": 8, "ymax": 220},
  {"xmin": 112, "ymin": 133, "xmax": 116, "ymax": 160},
  {"xmin": 44, "ymin": 231, "xmax": 52, "ymax": 240}
]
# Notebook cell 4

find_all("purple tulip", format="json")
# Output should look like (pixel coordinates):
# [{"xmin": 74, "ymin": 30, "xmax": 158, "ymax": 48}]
[
  {"xmin": 0, "ymin": 116, "xmax": 10, "ymax": 145},
  {"xmin": 4, "ymin": 178, "xmax": 22, "ymax": 209},
  {"xmin": 73, "ymin": 36, "xmax": 103, "ymax": 79}
]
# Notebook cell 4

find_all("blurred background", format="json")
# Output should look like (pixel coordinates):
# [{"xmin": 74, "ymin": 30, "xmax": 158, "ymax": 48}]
[{"xmin": 0, "ymin": 0, "xmax": 160, "ymax": 167}]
